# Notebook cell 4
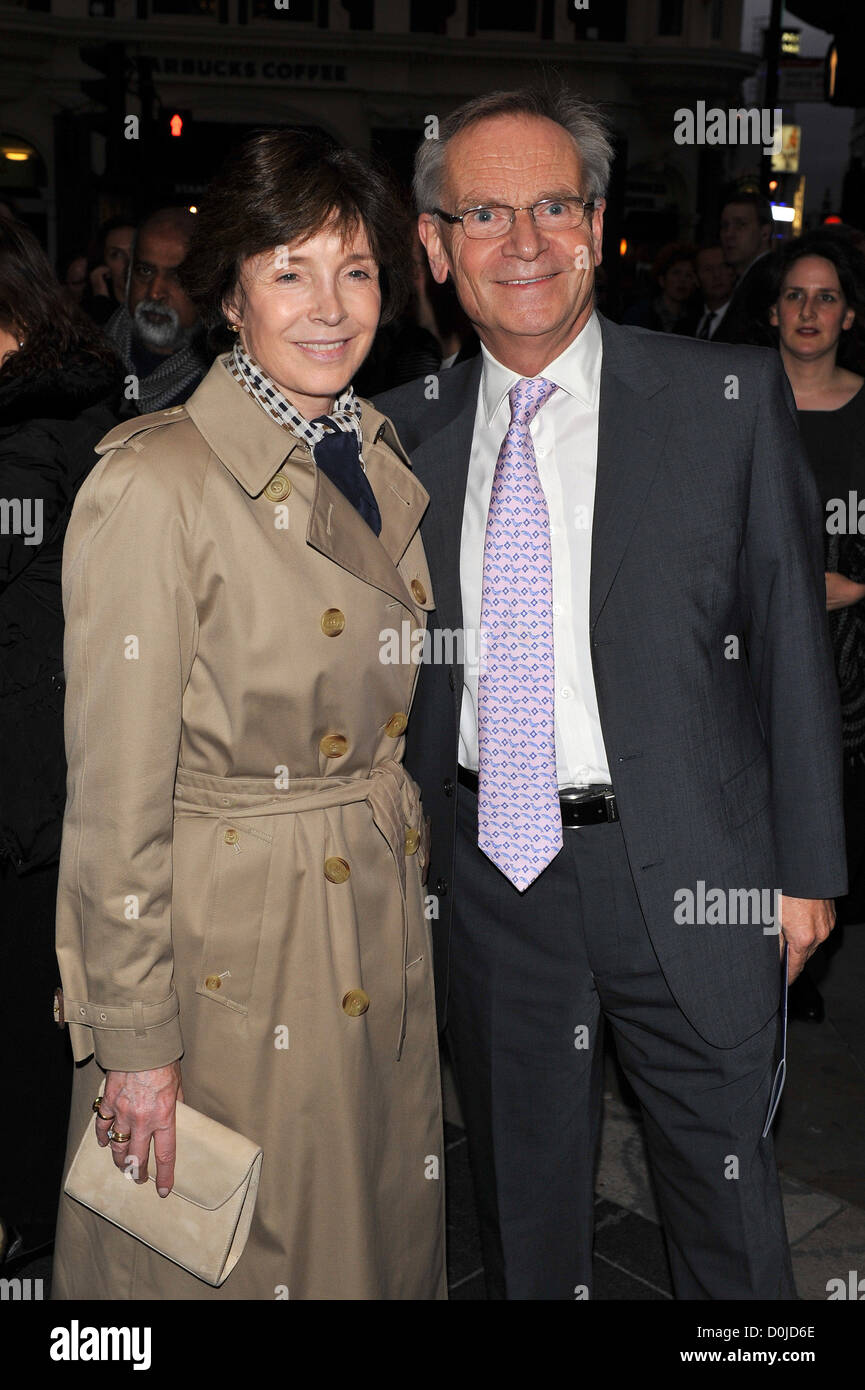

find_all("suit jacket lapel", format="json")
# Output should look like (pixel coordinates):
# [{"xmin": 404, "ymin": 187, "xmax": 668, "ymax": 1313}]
[
  {"xmin": 591, "ymin": 317, "xmax": 672, "ymax": 630},
  {"xmin": 406, "ymin": 356, "xmax": 482, "ymax": 639}
]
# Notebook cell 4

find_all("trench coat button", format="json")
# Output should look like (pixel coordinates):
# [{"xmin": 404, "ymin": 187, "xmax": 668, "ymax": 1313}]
[
  {"xmin": 205, "ymin": 975, "xmax": 222, "ymax": 990},
  {"xmin": 410, "ymin": 579, "xmax": 427, "ymax": 604},
  {"xmin": 264, "ymin": 474, "xmax": 291, "ymax": 501},
  {"xmin": 404, "ymin": 828, "xmax": 420, "ymax": 856},
  {"xmin": 224, "ymin": 828, "xmax": 239, "ymax": 845},
  {"xmin": 385, "ymin": 712, "xmax": 408, "ymax": 737},
  {"xmin": 443, "ymin": 778, "xmax": 454, "ymax": 797},
  {"xmin": 320, "ymin": 733, "xmax": 348, "ymax": 758},
  {"xmin": 324, "ymin": 856, "xmax": 351, "ymax": 883},
  {"xmin": 321, "ymin": 608, "xmax": 346, "ymax": 637},
  {"xmin": 342, "ymin": 989, "xmax": 370, "ymax": 1016}
]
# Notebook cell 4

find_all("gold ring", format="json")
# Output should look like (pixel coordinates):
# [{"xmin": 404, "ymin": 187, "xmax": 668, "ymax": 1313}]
[
  {"xmin": 107, "ymin": 1128, "xmax": 131, "ymax": 1144},
  {"xmin": 92, "ymin": 1096, "xmax": 114, "ymax": 1122}
]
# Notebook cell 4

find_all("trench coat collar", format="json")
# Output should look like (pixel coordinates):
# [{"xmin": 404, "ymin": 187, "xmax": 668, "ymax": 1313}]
[{"xmin": 184, "ymin": 354, "xmax": 430, "ymax": 598}]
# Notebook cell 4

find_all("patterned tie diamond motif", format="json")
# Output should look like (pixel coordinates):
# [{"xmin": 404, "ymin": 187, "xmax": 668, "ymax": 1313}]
[{"xmin": 477, "ymin": 376, "xmax": 563, "ymax": 891}]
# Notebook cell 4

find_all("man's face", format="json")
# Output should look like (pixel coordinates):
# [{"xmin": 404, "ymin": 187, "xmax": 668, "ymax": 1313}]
[
  {"xmin": 128, "ymin": 226, "xmax": 199, "ymax": 356},
  {"xmin": 104, "ymin": 224, "xmax": 135, "ymax": 301},
  {"xmin": 719, "ymin": 204, "xmax": 770, "ymax": 275},
  {"xmin": 418, "ymin": 113, "xmax": 605, "ymax": 371},
  {"xmin": 695, "ymin": 247, "xmax": 736, "ymax": 308}
]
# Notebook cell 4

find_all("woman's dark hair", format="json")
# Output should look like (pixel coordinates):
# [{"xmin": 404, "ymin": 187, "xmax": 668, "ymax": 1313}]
[
  {"xmin": 768, "ymin": 229, "xmax": 865, "ymax": 372},
  {"xmin": 0, "ymin": 219, "xmax": 118, "ymax": 377},
  {"xmin": 181, "ymin": 128, "xmax": 414, "ymax": 349},
  {"xmin": 87, "ymin": 213, "xmax": 136, "ymax": 269}
]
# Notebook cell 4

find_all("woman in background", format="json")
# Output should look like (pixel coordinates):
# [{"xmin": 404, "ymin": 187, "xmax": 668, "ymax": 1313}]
[
  {"xmin": 770, "ymin": 230, "xmax": 865, "ymax": 1016},
  {"xmin": 0, "ymin": 219, "xmax": 122, "ymax": 1265}
]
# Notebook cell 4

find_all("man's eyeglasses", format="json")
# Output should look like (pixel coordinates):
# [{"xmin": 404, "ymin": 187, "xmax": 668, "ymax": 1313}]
[{"xmin": 432, "ymin": 197, "xmax": 596, "ymax": 240}]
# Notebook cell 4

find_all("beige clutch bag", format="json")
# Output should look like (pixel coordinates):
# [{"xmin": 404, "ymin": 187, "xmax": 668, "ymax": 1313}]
[{"xmin": 64, "ymin": 1101, "xmax": 263, "ymax": 1287}]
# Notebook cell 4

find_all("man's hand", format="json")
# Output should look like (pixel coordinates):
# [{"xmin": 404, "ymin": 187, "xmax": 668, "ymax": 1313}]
[
  {"xmin": 825, "ymin": 571, "xmax": 865, "ymax": 611},
  {"xmin": 778, "ymin": 895, "xmax": 835, "ymax": 983},
  {"xmin": 95, "ymin": 1062, "xmax": 184, "ymax": 1196}
]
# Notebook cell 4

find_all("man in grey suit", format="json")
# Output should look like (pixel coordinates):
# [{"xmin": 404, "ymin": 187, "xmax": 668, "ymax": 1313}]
[{"xmin": 376, "ymin": 86, "xmax": 845, "ymax": 1300}]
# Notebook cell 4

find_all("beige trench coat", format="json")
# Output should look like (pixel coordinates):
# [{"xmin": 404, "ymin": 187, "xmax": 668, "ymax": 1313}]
[{"xmin": 51, "ymin": 355, "xmax": 446, "ymax": 1300}]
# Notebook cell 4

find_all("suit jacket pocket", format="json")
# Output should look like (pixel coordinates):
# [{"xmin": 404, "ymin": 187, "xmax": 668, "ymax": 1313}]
[
  {"xmin": 721, "ymin": 751, "xmax": 771, "ymax": 832},
  {"xmin": 194, "ymin": 817, "xmax": 275, "ymax": 1014}
]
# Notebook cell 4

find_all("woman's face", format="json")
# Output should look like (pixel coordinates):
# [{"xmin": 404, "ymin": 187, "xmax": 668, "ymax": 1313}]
[
  {"xmin": 0, "ymin": 322, "xmax": 20, "ymax": 363},
  {"xmin": 226, "ymin": 219, "xmax": 382, "ymax": 418},
  {"xmin": 770, "ymin": 255, "xmax": 855, "ymax": 363},
  {"xmin": 658, "ymin": 259, "xmax": 697, "ymax": 305}
]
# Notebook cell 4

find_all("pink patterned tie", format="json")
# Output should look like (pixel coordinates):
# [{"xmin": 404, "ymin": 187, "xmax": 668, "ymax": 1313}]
[{"xmin": 477, "ymin": 376, "xmax": 563, "ymax": 891}]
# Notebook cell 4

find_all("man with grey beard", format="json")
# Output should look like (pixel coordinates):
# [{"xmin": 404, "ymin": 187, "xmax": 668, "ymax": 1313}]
[{"xmin": 105, "ymin": 207, "xmax": 210, "ymax": 416}]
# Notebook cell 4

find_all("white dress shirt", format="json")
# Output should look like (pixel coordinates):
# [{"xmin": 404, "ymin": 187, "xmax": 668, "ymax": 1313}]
[
  {"xmin": 458, "ymin": 310, "xmax": 611, "ymax": 788},
  {"xmin": 697, "ymin": 298, "xmax": 730, "ymax": 339}
]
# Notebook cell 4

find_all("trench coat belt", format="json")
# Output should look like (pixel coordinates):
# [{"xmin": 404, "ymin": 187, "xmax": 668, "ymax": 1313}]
[{"xmin": 173, "ymin": 759, "xmax": 428, "ymax": 1060}]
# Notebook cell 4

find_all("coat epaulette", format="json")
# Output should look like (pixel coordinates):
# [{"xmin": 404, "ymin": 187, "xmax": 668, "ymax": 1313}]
[{"xmin": 95, "ymin": 404, "xmax": 190, "ymax": 455}]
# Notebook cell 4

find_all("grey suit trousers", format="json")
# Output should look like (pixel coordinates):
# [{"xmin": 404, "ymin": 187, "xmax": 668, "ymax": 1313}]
[{"xmin": 446, "ymin": 784, "xmax": 795, "ymax": 1301}]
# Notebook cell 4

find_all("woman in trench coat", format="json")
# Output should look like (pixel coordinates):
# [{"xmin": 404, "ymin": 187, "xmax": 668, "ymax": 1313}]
[{"xmin": 52, "ymin": 130, "xmax": 446, "ymax": 1300}]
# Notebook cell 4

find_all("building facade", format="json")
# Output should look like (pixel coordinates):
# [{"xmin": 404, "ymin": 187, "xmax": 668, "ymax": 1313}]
[{"xmin": 0, "ymin": 0, "xmax": 755, "ymax": 268}]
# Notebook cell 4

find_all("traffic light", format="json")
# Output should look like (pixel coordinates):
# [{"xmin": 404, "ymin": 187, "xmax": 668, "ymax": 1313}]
[
  {"xmin": 79, "ymin": 43, "xmax": 129, "ymax": 177},
  {"xmin": 162, "ymin": 108, "xmax": 192, "ymax": 141},
  {"xmin": 79, "ymin": 43, "xmax": 127, "ymax": 133}
]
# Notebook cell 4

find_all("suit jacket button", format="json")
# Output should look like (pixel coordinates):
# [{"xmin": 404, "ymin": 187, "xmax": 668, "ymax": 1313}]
[
  {"xmin": 264, "ymin": 474, "xmax": 291, "ymax": 501},
  {"xmin": 435, "ymin": 877, "xmax": 448, "ymax": 896},
  {"xmin": 324, "ymin": 856, "xmax": 351, "ymax": 883},
  {"xmin": 448, "ymin": 669, "xmax": 456, "ymax": 691},
  {"xmin": 443, "ymin": 778, "xmax": 454, "ymax": 797},
  {"xmin": 320, "ymin": 734, "xmax": 348, "ymax": 758},
  {"xmin": 321, "ymin": 608, "xmax": 346, "ymax": 636},
  {"xmin": 342, "ymin": 989, "xmax": 370, "ymax": 1016}
]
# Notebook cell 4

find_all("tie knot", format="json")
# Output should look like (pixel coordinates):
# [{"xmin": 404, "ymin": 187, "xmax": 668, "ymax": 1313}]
[{"xmin": 509, "ymin": 376, "xmax": 558, "ymax": 426}]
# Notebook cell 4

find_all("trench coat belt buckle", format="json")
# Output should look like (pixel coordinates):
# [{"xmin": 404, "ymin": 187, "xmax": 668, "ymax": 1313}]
[{"xmin": 173, "ymin": 762, "xmax": 422, "ymax": 1059}]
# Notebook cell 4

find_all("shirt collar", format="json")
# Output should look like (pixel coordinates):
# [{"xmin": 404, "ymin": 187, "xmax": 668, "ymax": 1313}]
[{"xmin": 480, "ymin": 309, "xmax": 603, "ymax": 428}]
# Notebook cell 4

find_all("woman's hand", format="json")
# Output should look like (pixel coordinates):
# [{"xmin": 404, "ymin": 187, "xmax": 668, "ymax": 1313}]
[
  {"xmin": 95, "ymin": 1063, "xmax": 184, "ymax": 1197},
  {"xmin": 825, "ymin": 571, "xmax": 865, "ymax": 611}
]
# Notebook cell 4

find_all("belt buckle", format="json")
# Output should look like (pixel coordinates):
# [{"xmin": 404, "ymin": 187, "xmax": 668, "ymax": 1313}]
[{"xmin": 603, "ymin": 789, "xmax": 618, "ymax": 823}]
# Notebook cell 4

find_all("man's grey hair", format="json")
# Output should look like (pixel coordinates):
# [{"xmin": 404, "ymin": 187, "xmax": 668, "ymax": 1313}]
[{"xmin": 414, "ymin": 85, "xmax": 615, "ymax": 214}]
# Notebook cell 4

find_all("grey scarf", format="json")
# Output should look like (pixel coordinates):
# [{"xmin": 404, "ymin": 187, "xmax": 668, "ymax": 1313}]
[{"xmin": 105, "ymin": 306, "xmax": 210, "ymax": 413}]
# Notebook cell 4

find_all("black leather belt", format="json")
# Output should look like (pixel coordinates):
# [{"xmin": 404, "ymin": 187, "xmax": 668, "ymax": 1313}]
[{"xmin": 457, "ymin": 766, "xmax": 618, "ymax": 827}]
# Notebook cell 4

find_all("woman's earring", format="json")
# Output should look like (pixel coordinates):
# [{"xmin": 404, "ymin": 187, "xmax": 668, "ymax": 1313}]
[{"xmin": 228, "ymin": 322, "xmax": 241, "ymax": 333}]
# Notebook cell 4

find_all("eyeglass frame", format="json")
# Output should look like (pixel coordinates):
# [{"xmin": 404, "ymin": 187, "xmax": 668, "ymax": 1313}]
[{"xmin": 431, "ymin": 196, "xmax": 597, "ymax": 238}]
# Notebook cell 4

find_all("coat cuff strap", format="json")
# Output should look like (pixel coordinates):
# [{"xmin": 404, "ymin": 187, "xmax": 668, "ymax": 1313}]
[{"xmin": 64, "ymin": 993, "xmax": 183, "ymax": 1072}]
